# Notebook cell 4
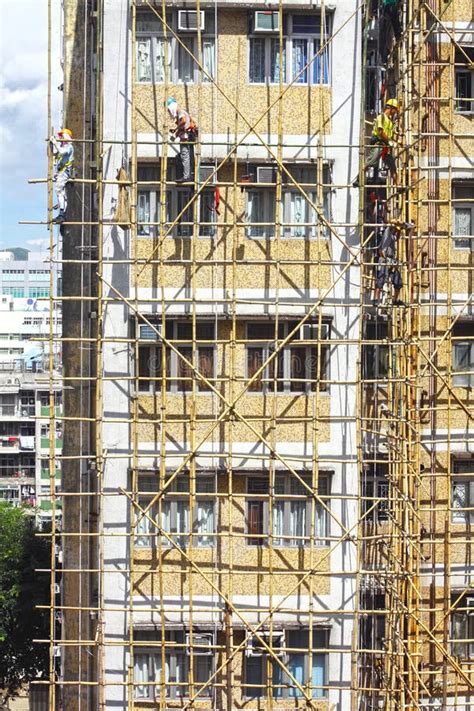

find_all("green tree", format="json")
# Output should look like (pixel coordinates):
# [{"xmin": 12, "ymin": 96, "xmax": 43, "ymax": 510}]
[{"xmin": 0, "ymin": 503, "xmax": 50, "ymax": 697}]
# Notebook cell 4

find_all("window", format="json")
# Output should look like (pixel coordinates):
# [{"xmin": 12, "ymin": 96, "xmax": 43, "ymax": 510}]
[
  {"xmin": 455, "ymin": 47, "xmax": 474, "ymax": 113},
  {"xmin": 136, "ymin": 12, "xmax": 216, "ymax": 84},
  {"xmin": 452, "ymin": 459, "xmax": 474, "ymax": 524},
  {"xmin": 245, "ymin": 164, "xmax": 330, "ymax": 239},
  {"xmin": 363, "ymin": 322, "xmax": 389, "ymax": 381},
  {"xmin": 451, "ymin": 594, "xmax": 474, "ymax": 658},
  {"xmin": 2, "ymin": 288, "xmax": 24, "ymax": 298},
  {"xmin": 134, "ymin": 629, "xmax": 213, "ymax": 699},
  {"xmin": 137, "ymin": 164, "xmax": 216, "ymax": 237},
  {"xmin": 452, "ymin": 321, "xmax": 474, "ymax": 386},
  {"xmin": 452, "ymin": 182, "xmax": 473, "ymax": 249},
  {"xmin": 246, "ymin": 473, "xmax": 330, "ymax": 547},
  {"xmin": 136, "ymin": 474, "xmax": 216, "ymax": 548},
  {"xmin": 246, "ymin": 320, "xmax": 330, "ymax": 392},
  {"xmin": 244, "ymin": 627, "xmax": 328, "ymax": 698},
  {"xmin": 28, "ymin": 270, "xmax": 50, "ymax": 281},
  {"xmin": 29, "ymin": 288, "xmax": 50, "ymax": 298},
  {"xmin": 360, "ymin": 594, "xmax": 386, "ymax": 651},
  {"xmin": 248, "ymin": 13, "xmax": 330, "ymax": 85},
  {"xmin": 138, "ymin": 320, "xmax": 215, "ymax": 393},
  {"xmin": 1, "ymin": 270, "xmax": 24, "ymax": 281},
  {"xmin": 362, "ymin": 465, "xmax": 389, "ymax": 523}
]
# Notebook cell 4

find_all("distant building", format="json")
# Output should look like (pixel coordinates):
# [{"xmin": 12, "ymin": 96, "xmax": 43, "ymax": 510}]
[{"xmin": 0, "ymin": 250, "xmax": 62, "ymax": 522}]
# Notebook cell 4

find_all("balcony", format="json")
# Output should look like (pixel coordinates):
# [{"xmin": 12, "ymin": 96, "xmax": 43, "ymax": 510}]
[
  {"xmin": 40, "ymin": 405, "xmax": 61, "ymax": 417},
  {"xmin": 0, "ymin": 466, "xmax": 36, "ymax": 479}
]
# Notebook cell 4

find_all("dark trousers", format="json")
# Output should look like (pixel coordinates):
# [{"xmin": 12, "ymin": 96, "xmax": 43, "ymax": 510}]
[{"xmin": 379, "ymin": 4, "xmax": 402, "ymax": 63}]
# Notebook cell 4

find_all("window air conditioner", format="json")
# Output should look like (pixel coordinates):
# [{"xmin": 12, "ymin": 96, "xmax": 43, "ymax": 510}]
[
  {"xmin": 185, "ymin": 633, "xmax": 213, "ymax": 655},
  {"xmin": 246, "ymin": 631, "xmax": 285, "ymax": 656},
  {"xmin": 256, "ymin": 166, "xmax": 276, "ymax": 184},
  {"xmin": 299, "ymin": 323, "xmax": 329, "ymax": 341},
  {"xmin": 254, "ymin": 11, "xmax": 280, "ymax": 32},
  {"xmin": 138, "ymin": 323, "xmax": 161, "ymax": 341},
  {"xmin": 178, "ymin": 10, "xmax": 205, "ymax": 31}
]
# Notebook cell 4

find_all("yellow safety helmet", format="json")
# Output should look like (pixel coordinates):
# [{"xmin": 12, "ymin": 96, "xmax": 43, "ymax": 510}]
[
  {"xmin": 58, "ymin": 128, "xmax": 73, "ymax": 139},
  {"xmin": 385, "ymin": 99, "xmax": 400, "ymax": 111}
]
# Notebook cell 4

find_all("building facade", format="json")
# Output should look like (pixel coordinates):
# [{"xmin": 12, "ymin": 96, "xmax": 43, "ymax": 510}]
[{"xmin": 56, "ymin": 0, "xmax": 473, "ymax": 709}]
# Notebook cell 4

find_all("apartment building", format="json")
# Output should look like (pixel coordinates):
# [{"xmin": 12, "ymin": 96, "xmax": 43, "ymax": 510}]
[
  {"xmin": 55, "ymin": 0, "xmax": 473, "ymax": 708},
  {"xmin": 59, "ymin": 0, "xmax": 360, "ymax": 708}
]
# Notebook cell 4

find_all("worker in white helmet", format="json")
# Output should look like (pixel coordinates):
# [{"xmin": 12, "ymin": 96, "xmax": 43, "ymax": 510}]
[
  {"xmin": 167, "ymin": 97, "xmax": 198, "ymax": 183},
  {"xmin": 49, "ymin": 128, "xmax": 74, "ymax": 223}
]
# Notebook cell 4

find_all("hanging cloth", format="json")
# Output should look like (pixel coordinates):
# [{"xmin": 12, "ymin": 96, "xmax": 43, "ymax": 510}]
[{"xmin": 114, "ymin": 167, "xmax": 131, "ymax": 230}]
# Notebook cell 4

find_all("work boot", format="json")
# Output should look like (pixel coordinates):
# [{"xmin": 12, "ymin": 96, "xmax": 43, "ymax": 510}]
[{"xmin": 53, "ymin": 211, "xmax": 65, "ymax": 224}]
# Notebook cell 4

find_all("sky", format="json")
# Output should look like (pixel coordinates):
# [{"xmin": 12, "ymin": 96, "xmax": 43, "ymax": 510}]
[{"xmin": 0, "ymin": 0, "xmax": 62, "ymax": 254}]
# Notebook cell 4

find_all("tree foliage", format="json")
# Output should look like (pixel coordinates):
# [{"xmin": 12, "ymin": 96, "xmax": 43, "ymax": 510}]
[{"xmin": 0, "ymin": 503, "xmax": 50, "ymax": 697}]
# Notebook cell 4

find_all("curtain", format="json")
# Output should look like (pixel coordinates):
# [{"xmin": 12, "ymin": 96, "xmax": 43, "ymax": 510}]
[
  {"xmin": 178, "ymin": 37, "xmax": 194, "ymax": 83},
  {"xmin": 247, "ymin": 347, "xmax": 263, "ymax": 391},
  {"xmin": 196, "ymin": 500, "xmax": 214, "ymax": 546},
  {"xmin": 312, "ymin": 653, "xmax": 326, "ymax": 697},
  {"xmin": 134, "ymin": 653, "xmax": 151, "ymax": 698},
  {"xmin": 288, "ymin": 653, "xmax": 305, "ymax": 697},
  {"xmin": 249, "ymin": 38, "xmax": 265, "ymax": 83},
  {"xmin": 161, "ymin": 500, "xmax": 171, "ymax": 546},
  {"xmin": 245, "ymin": 657, "xmax": 262, "ymax": 697},
  {"xmin": 272, "ymin": 501, "xmax": 284, "ymax": 545},
  {"xmin": 454, "ymin": 343, "xmax": 472, "ymax": 386},
  {"xmin": 137, "ymin": 192, "xmax": 150, "ymax": 236},
  {"xmin": 137, "ymin": 39, "xmax": 152, "ymax": 82},
  {"xmin": 136, "ymin": 500, "xmax": 151, "ymax": 547},
  {"xmin": 198, "ymin": 346, "xmax": 214, "ymax": 391},
  {"xmin": 155, "ymin": 38, "xmax": 171, "ymax": 83},
  {"xmin": 290, "ymin": 501, "xmax": 306, "ymax": 546},
  {"xmin": 312, "ymin": 39, "xmax": 329, "ymax": 84},
  {"xmin": 292, "ymin": 39, "xmax": 307, "ymax": 83},
  {"xmin": 177, "ymin": 345, "xmax": 193, "ymax": 391},
  {"xmin": 452, "ymin": 610, "xmax": 467, "ymax": 657},
  {"xmin": 455, "ymin": 207, "xmax": 472, "ymax": 248},
  {"xmin": 270, "ymin": 39, "xmax": 285, "ymax": 83},
  {"xmin": 452, "ymin": 482, "xmax": 467, "ymax": 523},
  {"xmin": 203, "ymin": 40, "xmax": 215, "ymax": 81},
  {"xmin": 176, "ymin": 501, "xmax": 190, "ymax": 548},
  {"xmin": 272, "ymin": 660, "xmax": 283, "ymax": 697},
  {"xmin": 290, "ymin": 193, "xmax": 305, "ymax": 237},
  {"xmin": 247, "ymin": 191, "xmax": 262, "ymax": 237}
]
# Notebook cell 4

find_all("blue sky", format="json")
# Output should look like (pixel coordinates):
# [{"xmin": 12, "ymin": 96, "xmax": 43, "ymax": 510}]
[{"xmin": 0, "ymin": 0, "xmax": 61, "ymax": 253}]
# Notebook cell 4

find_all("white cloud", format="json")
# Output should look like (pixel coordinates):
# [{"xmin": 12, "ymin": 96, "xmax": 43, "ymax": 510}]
[{"xmin": 0, "ymin": 0, "xmax": 62, "ymax": 186}]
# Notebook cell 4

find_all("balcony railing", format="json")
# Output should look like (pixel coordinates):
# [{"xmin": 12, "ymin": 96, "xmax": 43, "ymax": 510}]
[{"xmin": 0, "ymin": 466, "xmax": 36, "ymax": 478}]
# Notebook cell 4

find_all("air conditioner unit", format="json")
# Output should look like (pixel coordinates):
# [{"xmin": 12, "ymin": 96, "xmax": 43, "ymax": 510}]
[
  {"xmin": 178, "ymin": 10, "xmax": 205, "ymax": 31},
  {"xmin": 186, "ymin": 632, "xmax": 213, "ymax": 655},
  {"xmin": 299, "ymin": 323, "xmax": 329, "ymax": 341},
  {"xmin": 254, "ymin": 11, "xmax": 280, "ymax": 32},
  {"xmin": 138, "ymin": 323, "xmax": 161, "ymax": 341},
  {"xmin": 246, "ymin": 631, "xmax": 285, "ymax": 656},
  {"xmin": 199, "ymin": 165, "xmax": 216, "ymax": 183},
  {"xmin": 256, "ymin": 166, "xmax": 276, "ymax": 184}
]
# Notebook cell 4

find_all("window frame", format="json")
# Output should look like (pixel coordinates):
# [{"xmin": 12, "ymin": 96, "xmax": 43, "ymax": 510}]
[
  {"xmin": 137, "ymin": 319, "xmax": 216, "ymax": 394},
  {"xmin": 452, "ymin": 182, "xmax": 474, "ymax": 250},
  {"xmin": 451, "ymin": 459, "xmax": 474, "ymax": 524},
  {"xmin": 136, "ymin": 12, "xmax": 216, "ymax": 85},
  {"xmin": 135, "ymin": 473, "xmax": 217, "ymax": 549},
  {"xmin": 245, "ymin": 164, "xmax": 331, "ymax": 241},
  {"xmin": 451, "ymin": 594, "xmax": 474, "ymax": 659},
  {"xmin": 248, "ymin": 13, "xmax": 331, "ymax": 86},
  {"xmin": 362, "ymin": 465, "xmax": 390, "ymax": 524},
  {"xmin": 454, "ymin": 47, "xmax": 474, "ymax": 114},
  {"xmin": 133, "ymin": 629, "xmax": 214, "ymax": 699},
  {"xmin": 243, "ymin": 627, "xmax": 328, "ymax": 699},
  {"xmin": 137, "ymin": 164, "xmax": 217, "ymax": 238},
  {"xmin": 245, "ymin": 319, "xmax": 330, "ymax": 393},
  {"xmin": 452, "ymin": 322, "xmax": 474, "ymax": 387},
  {"xmin": 245, "ymin": 472, "xmax": 330, "ymax": 547}
]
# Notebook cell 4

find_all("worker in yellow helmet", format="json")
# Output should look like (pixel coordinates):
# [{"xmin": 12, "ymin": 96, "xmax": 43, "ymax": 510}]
[
  {"xmin": 49, "ymin": 128, "xmax": 74, "ymax": 223},
  {"xmin": 353, "ymin": 99, "xmax": 401, "ymax": 188}
]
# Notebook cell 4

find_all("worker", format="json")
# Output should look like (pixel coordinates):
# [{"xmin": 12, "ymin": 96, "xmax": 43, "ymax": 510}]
[
  {"xmin": 379, "ymin": 0, "xmax": 402, "ymax": 64},
  {"xmin": 167, "ymin": 97, "xmax": 198, "ymax": 183},
  {"xmin": 373, "ymin": 219, "xmax": 412, "ymax": 306},
  {"xmin": 49, "ymin": 128, "xmax": 74, "ymax": 223},
  {"xmin": 353, "ymin": 99, "xmax": 401, "ymax": 188}
]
